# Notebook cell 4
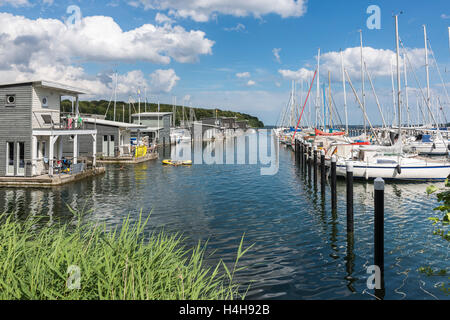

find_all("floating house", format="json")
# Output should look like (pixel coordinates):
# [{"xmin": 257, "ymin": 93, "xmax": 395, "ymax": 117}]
[
  {"xmin": 131, "ymin": 112, "xmax": 173, "ymax": 145},
  {"xmin": 236, "ymin": 120, "xmax": 249, "ymax": 130},
  {"xmin": 63, "ymin": 117, "xmax": 143, "ymax": 158},
  {"xmin": 0, "ymin": 80, "xmax": 104, "ymax": 186}
]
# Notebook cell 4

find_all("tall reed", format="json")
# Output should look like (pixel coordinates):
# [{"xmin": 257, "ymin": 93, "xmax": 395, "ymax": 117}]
[{"xmin": 0, "ymin": 212, "xmax": 251, "ymax": 300}]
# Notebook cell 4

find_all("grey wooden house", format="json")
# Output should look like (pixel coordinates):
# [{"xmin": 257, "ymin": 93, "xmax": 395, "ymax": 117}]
[
  {"xmin": 0, "ymin": 80, "xmax": 97, "ymax": 178},
  {"xmin": 131, "ymin": 112, "xmax": 172, "ymax": 145},
  {"xmin": 63, "ymin": 118, "xmax": 143, "ymax": 158}
]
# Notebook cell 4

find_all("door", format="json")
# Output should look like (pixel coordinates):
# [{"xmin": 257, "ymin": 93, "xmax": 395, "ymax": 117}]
[
  {"xmin": 109, "ymin": 135, "xmax": 115, "ymax": 157},
  {"xmin": 6, "ymin": 142, "xmax": 14, "ymax": 175},
  {"xmin": 17, "ymin": 142, "xmax": 25, "ymax": 176},
  {"xmin": 102, "ymin": 135, "xmax": 108, "ymax": 156}
]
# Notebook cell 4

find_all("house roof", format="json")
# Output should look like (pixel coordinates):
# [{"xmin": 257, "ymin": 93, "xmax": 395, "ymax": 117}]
[
  {"xmin": 130, "ymin": 126, "xmax": 164, "ymax": 132},
  {"xmin": 0, "ymin": 80, "xmax": 87, "ymax": 95},
  {"xmin": 131, "ymin": 112, "xmax": 173, "ymax": 117},
  {"xmin": 83, "ymin": 118, "xmax": 145, "ymax": 129}
]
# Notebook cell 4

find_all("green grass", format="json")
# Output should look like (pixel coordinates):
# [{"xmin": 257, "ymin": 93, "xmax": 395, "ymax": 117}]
[{"xmin": 0, "ymin": 212, "xmax": 252, "ymax": 300}]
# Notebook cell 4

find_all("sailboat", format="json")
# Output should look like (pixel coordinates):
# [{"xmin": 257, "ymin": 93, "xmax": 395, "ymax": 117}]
[
  {"xmin": 401, "ymin": 25, "xmax": 449, "ymax": 156},
  {"xmin": 335, "ymin": 16, "xmax": 450, "ymax": 181}
]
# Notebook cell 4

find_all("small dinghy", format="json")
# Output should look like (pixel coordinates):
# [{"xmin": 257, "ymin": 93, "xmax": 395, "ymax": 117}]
[{"xmin": 162, "ymin": 159, "xmax": 193, "ymax": 166}]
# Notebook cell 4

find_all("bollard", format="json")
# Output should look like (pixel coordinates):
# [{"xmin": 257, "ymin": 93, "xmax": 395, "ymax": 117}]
[
  {"xmin": 321, "ymin": 150, "xmax": 326, "ymax": 195},
  {"xmin": 331, "ymin": 155, "xmax": 337, "ymax": 211},
  {"xmin": 313, "ymin": 147, "xmax": 318, "ymax": 188},
  {"xmin": 346, "ymin": 161, "xmax": 354, "ymax": 233},
  {"xmin": 374, "ymin": 178, "xmax": 385, "ymax": 298}
]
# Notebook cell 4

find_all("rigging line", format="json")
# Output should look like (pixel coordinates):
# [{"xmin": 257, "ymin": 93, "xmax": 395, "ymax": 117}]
[
  {"xmin": 399, "ymin": 38, "xmax": 430, "ymax": 123},
  {"xmin": 281, "ymin": 94, "xmax": 293, "ymax": 127},
  {"xmin": 427, "ymin": 38, "xmax": 450, "ymax": 107},
  {"xmin": 103, "ymin": 80, "xmax": 116, "ymax": 118},
  {"xmin": 329, "ymin": 89, "xmax": 344, "ymax": 129},
  {"xmin": 292, "ymin": 69, "xmax": 318, "ymax": 143},
  {"xmin": 437, "ymin": 96, "xmax": 449, "ymax": 124},
  {"xmin": 365, "ymin": 61, "xmax": 387, "ymax": 128},
  {"xmin": 345, "ymin": 69, "xmax": 381, "ymax": 144},
  {"xmin": 400, "ymin": 37, "xmax": 442, "ymax": 133}
]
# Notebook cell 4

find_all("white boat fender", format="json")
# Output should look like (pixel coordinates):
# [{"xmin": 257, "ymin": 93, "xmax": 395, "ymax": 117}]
[{"xmin": 396, "ymin": 165, "xmax": 402, "ymax": 175}]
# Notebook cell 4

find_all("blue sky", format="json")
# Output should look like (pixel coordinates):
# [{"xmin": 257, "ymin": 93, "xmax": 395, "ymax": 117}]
[{"xmin": 0, "ymin": 0, "xmax": 449, "ymax": 125}]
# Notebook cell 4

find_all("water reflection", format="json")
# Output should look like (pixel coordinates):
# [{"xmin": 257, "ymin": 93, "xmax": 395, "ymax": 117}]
[{"xmin": 0, "ymin": 133, "xmax": 447, "ymax": 300}]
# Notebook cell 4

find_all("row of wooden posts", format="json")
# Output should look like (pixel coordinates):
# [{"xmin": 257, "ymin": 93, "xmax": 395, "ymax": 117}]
[{"xmin": 294, "ymin": 139, "xmax": 385, "ymax": 298}]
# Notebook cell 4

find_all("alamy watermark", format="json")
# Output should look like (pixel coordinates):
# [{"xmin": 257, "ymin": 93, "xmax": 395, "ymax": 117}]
[
  {"xmin": 66, "ymin": 5, "xmax": 82, "ymax": 27},
  {"xmin": 67, "ymin": 265, "xmax": 81, "ymax": 290},
  {"xmin": 172, "ymin": 127, "xmax": 279, "ymax": 176},
  {"xmin": 366, "ymin": 265, "xmax": 382, "ymax": 290},
  {"xmin": 366, "ymin": 5, "xmax": 381, "ymax": 30}
]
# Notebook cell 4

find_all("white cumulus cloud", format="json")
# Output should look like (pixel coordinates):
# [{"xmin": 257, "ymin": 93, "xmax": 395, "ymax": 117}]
[
  {"xmin": 128, "ymin": 0, "xmax": 308, "ymax": 22},
  {"xmin": 279, "ymin": 68, "xmax": 314, "ymax": 81},
  {"xmin": 0, "ymin": 12, "xmax": 211, "ymax": 97},
  {"xmin": 149, "ymin": 69, "xmax": 180, "ymax": 93}
]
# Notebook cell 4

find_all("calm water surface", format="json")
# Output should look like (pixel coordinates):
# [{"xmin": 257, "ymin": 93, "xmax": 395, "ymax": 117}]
[{"xmin": 1, "ymin": 133, "xmax": 449, "ymax": 300}]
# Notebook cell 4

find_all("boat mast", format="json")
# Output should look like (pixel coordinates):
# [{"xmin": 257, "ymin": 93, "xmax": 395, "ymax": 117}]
[
  {"xmin": 360, "ymin": 30, "xmax": 367, "ymax": 137},
  {"xmin": 424, "ymin": 25, "xmax": 431, "ymax": 126},
  {"xmin": 390, "ymin": 61, "xmax": 397, "ymax": 127},
  {"xmin": 315, "ymin": 48, "xmax": 321, "ymax": 129},
  {"xmin": 395, "ymin": 15, "xmax": 402, "ymax": 139},
  {"xmin": 173, "ymin": 96, "xmax": 177, "ymax": 127},
  {"xmin": 341, "ymin": 49, "xmax": 348, "ymax": 133},
  {"xmin": 403, "ymin": 53, "xmax": 410, "ymax": 128},
  {"xmin": 113, "ymin": 71, "xmax": 117, "ymax": 122},
  {"xmin": 144, "ymin": 87, "xmax": 147, "ymax": 113},
  {"xmin": 138, "ymin": 88, "xmax": 141, "ymax": 124},
  {"xmin": 328, "ymin": 71, "xmax": 332, "ymax": 129}
]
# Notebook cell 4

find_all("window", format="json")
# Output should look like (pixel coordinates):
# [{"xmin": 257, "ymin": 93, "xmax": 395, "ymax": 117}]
[
  {"xmin": 17, "ymin": 142, "xmax": 25, "ymax": 176},
  {"xmin": 6, "ymin": 142, "xmax": 14, "ymax": 175},
  {"xmin": 42, "ymin": 141, "xmax": 47, "ymax": 158},
  {"xmin": 6, "ymin": 95, "xmax": 16, "ymax": 107},
  {"xmin": 42, "ymin": 96, "xmax": 48, "ymax": 108}
]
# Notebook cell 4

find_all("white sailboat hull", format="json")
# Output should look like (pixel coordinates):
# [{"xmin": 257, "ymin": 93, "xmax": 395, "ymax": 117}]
[
  {"xmin": 336, "ymin": 159, "xmax": 450, "ymax": 181},
  {"xmin": 405, "ymin": 141, "xmax": 449, "ymax": 156}
]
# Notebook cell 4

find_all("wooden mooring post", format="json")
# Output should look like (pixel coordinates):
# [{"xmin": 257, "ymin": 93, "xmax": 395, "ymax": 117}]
[
  {"xmin": 313, "ymin": 147, "xmax": 318, "ymax": 188},
  {"xmin": 303, "ymin": 143, "xmax": 308, "ymax": 175},
  {"xmin": 320, "ymin": 150, "xmax": 326, "ymax": 195},
  {"xmin": 346, "ymin": 161, "xmax": 354, "ymax": 233},
  {"xmin": 374, "ymin": 177, "xmax": 385, "ymax": 299},
  {"xmin": 331, "ymin": 155, "xmax": 337, "ymax": 211},
  {"xmin": 307, "ymin": 144, "xmax": 312, "ymax": 183}
]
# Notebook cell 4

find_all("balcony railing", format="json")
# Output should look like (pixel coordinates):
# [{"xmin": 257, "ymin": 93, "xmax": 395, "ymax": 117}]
[{"xmin": 32, "ymin": 111, "xmax": 89, "ymax": 130}]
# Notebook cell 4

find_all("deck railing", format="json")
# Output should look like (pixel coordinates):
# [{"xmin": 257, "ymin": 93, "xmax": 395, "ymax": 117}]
[{"xmin": 32, "ymin": 111, "xmax": 89, "ymax": 130}]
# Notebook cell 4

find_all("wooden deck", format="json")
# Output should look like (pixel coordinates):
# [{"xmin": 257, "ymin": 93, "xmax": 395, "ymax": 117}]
[
  {"xmin": 96, "ymin": 153, "xmax": 159, "ymax": 164},
  {"xmin": 0, "ymin": 167, "xmax": 106, "ymax": 187}
]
